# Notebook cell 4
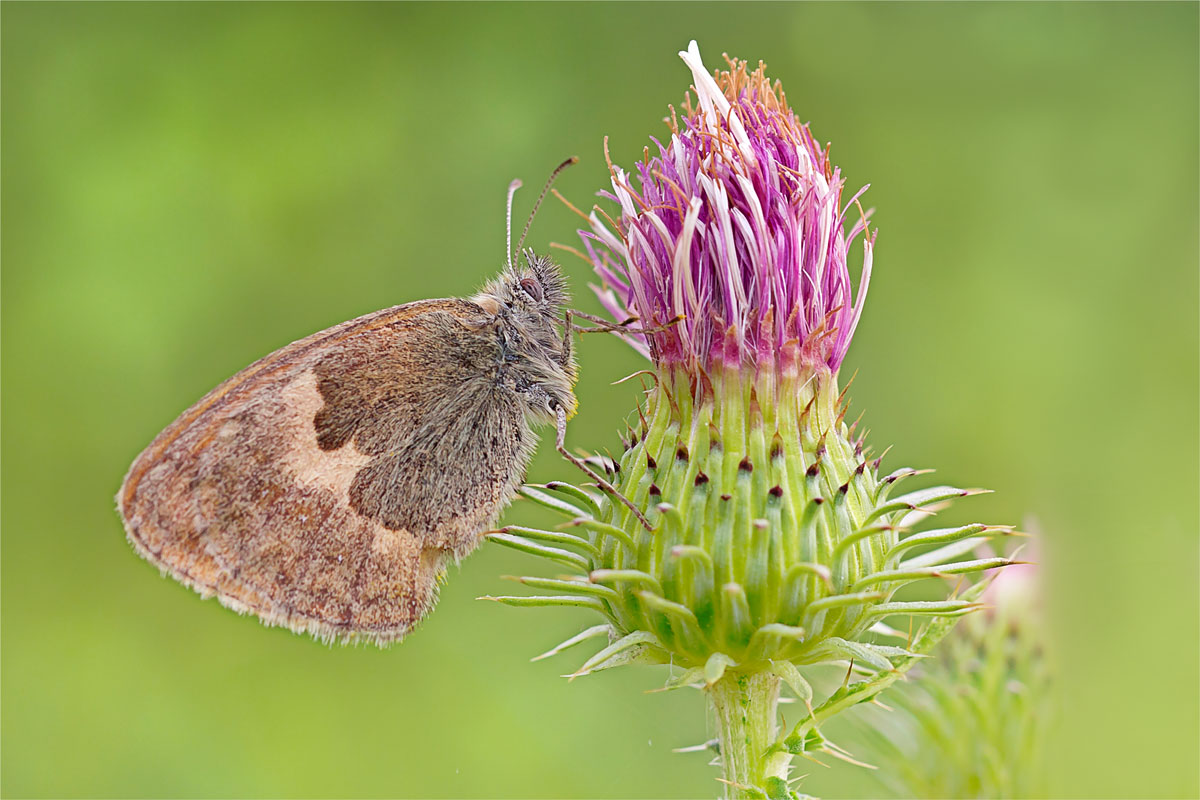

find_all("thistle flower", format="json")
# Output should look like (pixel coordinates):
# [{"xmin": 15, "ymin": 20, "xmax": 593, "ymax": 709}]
[
  {"xmin": 486, "ymin": 42, "xmax": 1016, "ymax": 798},
  {"xmin": 588, "ymin": 41, "xmax": 872, "ymax": 379}
]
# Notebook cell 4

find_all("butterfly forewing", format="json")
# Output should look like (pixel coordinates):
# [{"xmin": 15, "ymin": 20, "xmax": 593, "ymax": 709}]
[{"xmin": 119, "ymin": 299, "xmax": 532, "ymax": 645}]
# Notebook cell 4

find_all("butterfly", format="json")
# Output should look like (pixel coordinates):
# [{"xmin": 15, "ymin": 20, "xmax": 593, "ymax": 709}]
[{"xmin": 117, "ymin": 159, "xmax": 645, "ymax": 645}]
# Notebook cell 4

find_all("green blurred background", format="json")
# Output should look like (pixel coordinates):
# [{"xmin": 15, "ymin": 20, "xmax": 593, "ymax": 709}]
[{"xmin": 3, "ymin": 3, "xmax": 1196, "ymax": 797}]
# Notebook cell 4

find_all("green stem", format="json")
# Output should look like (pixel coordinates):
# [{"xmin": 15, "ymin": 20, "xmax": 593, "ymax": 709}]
[{"xmin": 708, "ymin": 671, "xmax": 790, "ymax": 798}]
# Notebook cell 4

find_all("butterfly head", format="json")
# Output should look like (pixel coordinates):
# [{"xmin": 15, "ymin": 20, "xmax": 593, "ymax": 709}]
[
  {"xmin": 473, "ymin": 252, "xmax": 577, "ymax": 420},
  {"xmin": 473, "ymin": 251, "xmax": 568, "ymax": 320}
]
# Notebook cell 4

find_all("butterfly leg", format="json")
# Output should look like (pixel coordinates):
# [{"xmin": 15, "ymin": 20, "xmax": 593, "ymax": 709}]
[
  {"xmin": 558, "ymin": 309, "xmax": 575, "ymax": 368},
  {"xmin": 570, "ymin": 310, "xmax": 684, "ymax": 336},
  {"xmin": 554, "ymin": 404, "xmax": 651, "ymax": 531}
]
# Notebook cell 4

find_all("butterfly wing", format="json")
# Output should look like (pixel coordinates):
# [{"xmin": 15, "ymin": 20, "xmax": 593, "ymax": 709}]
[{"xmin": 118, "ymin": 299, "xmax": 534, "ymax": 644}]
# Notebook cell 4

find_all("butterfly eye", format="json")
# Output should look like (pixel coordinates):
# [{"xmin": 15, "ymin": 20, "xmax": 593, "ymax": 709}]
[{"xmin": 519, "ymin": 277, "xmax": 544, "ymax": 302}]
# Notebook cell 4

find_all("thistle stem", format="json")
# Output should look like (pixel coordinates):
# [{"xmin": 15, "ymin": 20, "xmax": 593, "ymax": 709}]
[{"xmin": 708, "ymin": 671, "xmax": 790, "ymax": 798}]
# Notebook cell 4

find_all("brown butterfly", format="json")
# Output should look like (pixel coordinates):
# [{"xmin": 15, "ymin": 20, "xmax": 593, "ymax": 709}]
[{"xmin": 117, "ymin": 160, "xmax": 643, "ymax": 645}]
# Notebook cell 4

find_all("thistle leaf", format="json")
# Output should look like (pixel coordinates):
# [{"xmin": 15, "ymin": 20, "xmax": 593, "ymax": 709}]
[
  {"xmin": 499, "ymin": 526, "xmax": 600, "ymax": 556},
  {"xmin": 570, "ymin": 518, "xmax": 637, "ymax": 551},
  {"xmin": 638, "ymin": 591, "xmax": 704, "ymax": 631},
  {"xmin": 656, "ymin": 666, "xmax": 706, "ymax": 692},
  {"xmin": 531, "ymin": 624, "xmax": 613, "ymax": 662},
  {"xmin": 747, "ymin": 624, "xmax": 807, "ymax": 656},
  {"xmin": 810, "ymin": 637, "xmax": 895, "ymax": 672},
  {"xmin": 803, "ymin": 591, "xmax": 885, "ymax": 620},
  {"xmin": 831, "ymin": 524, "xmax": 893, "ymax": 561},
  {"xmin": 506, "ymin": 575, "xmax": 619, "ymax": 601},
  {"xmin": 863, "ymin": 486, "xmax": 975, "ymax": 525},
  {"xmin": 570, "ymin": 630, "xmax": 664, "ymax": 678},
  {"xmin": 480, "ymin": 595, "xmax": 609, "ymax": 612},
  {"xmin": 874, "ymin": 467, "xmax": 933, "ymax": 503},
  {"xmin": 898, "ymin": 537, "xmax": 990, "ymax": 570},
  {"xmin": 539, "ymin": 481, "xmax": 604, "ymax": 517},
  {"xmin": 784, "ymin": 563, "xmax": 834, "ymax": 591},
  {"xmin": 868, "ymin": 621, "xmax": 909, "ymax": 640},
  {"xmin": 893, "ymin": 486, "xmax": 987, "ymax": 506},
  {"xmin": 767, "ymin": 660, "xmax": 814, "ymax": 707},
  {"xmin": 857, "ymin": 642, "xmax": 924, "ymax": 660},
  {"xmin": 884, "ymin": 524, "xmax": 989, "ymax": 562},
  {"xmin": 518, "ymin": 485, "xmax": 588, "ymax": 518},
  {"xmin": 704, "ymin": 652, "xmax": 738, "ymax": 685},
  {"xmin": 670, "ymin": 545, "xmax": 716, "ymax": 569},
  {"xmin": 590, "ymin": 569, "xmax": 665, "ymax": 596},
  {"xmin": 852, "ymin": 557, "xmax": 1013, "ymax": 591},
  {"xmin": 484, "ymin": 534, "xmax": 591, "ymax": 571},
  {"xmin": 868, "ymin": 600, "xmax": 981, "ymax": 619}
]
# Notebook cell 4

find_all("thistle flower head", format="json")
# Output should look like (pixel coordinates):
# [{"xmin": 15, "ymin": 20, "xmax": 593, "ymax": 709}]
[
  {"xmin": 586, "ymin": 41, "xmax": 874, "ymax": 379},
  {"xmin": 491, "ymin": 42, "xmax": 1014, "ymax": 798},
  {"xmin": 496, "ymin": 39, "xmax": 1013, "ymax": 669}
]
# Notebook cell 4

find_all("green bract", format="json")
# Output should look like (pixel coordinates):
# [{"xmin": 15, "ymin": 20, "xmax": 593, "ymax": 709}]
[
  {"xmin": 485, "ymin": 364, "xmax": 1015, "ymax": 797},
  {"xmin": 487, "ymin": 365, "xmax": 1008, "ymax": 679}
]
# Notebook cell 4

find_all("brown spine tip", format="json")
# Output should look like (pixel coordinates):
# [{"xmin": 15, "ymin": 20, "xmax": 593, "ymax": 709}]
[
  {"xmin": 806, "ymin": 463, "xmax": 820, "ymax": 478},
  {"xmin": 694, "ymin": 471, "xmax": 709, "ymax": 486},
  {"xmin": 738, "ymin": 457, "xmax": 753, "ymax": 473},
  {"xmin": 720, "ymin": 493, "xmax": 732, "ymax": 501},
  {"xmin": 676, "ymin": 446, "xmax": 689, "ymax": 461},
  {"xmin": 648, "ymin": 483, "xmax": 661, "ymax": 497},
  {"xmin": 770, "ymin": 438, "xmax": 783, "ymax": 460},
  {"xmin": 769, "ymin": 485, "xmax": 783, "ymax": 498},
  {"xmin": 813, "ymin": 497, "xmax": 825, "ymax": 505},
  {"xmin": 646, "ymin": 455, "xmax": 657, "ymax": 470},
  {"xmin": 838, "ymin": 481, "xmax": 850, "ymax": 494},
  {"xmin": 855, "ymin": 461, "xmax": 866, "ymax": 476},
  {"xmin": 709, "ymin": 426, "xmax": 722, "ymax": 451}
]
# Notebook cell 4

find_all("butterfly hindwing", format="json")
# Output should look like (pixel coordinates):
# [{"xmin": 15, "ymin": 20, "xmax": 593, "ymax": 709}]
[{"xmin": 119, "ymin": 299, "xmax": 532, "ymax": 644}]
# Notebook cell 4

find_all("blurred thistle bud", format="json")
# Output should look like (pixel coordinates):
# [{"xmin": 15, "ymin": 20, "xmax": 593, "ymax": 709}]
[
  {"xmin": 848, "ymin": 533, "xmax": 1051, "ymax": 798},
  {"xmin": 485, "ymin": 41, "xmax": 1017, "ymax": 797}
]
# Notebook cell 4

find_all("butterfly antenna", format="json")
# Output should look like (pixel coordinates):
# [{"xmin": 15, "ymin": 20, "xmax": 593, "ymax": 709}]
[
  {"xmin": 515, "ymin": 156, "xmax": 579, "ymax": 260},
  {"xmin": 505, "ymin": 178, "xmax": 523, "ymax": 271}
]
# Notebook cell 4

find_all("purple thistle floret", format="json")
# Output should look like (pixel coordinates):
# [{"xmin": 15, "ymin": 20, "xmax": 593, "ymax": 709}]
[{"xmin": 583, "ymin": 42, "xmax": 874, "ymax": 380}]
